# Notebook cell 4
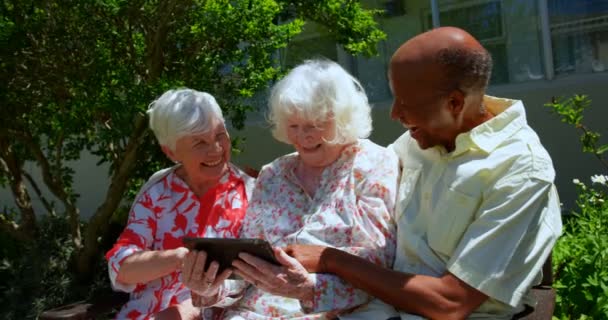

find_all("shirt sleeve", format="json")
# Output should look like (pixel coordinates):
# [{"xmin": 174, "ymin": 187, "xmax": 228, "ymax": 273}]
[
  {"xmin": 304, "ymin": 147, "xmax": 399, "ymax": 313},
  {"xmin": 105, "ymin": 189, "xmax": 159, "ymax": 293},
  {"xmin": 447, "ymin": 176, "xmax": 562, "ymax": 307}
]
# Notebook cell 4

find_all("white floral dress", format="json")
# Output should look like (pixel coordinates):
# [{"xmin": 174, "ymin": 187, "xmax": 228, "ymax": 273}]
[{"xmin": 212, "ymin": 139, "xmax": 399, "ymax": 320}]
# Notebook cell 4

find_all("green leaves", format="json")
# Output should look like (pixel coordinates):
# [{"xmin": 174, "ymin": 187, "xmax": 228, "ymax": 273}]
[
  {"xmin": 553, "ymin": 178, "xmax": 608, "ymax": 319},
  {"xmin": 545, "ymin": 94, "xmax": 589, "ymax": 127},
  {"xmin": 1, "ymin": 1, "xmax": 386, "ymax": 315},
  {"xmin": 547, "ymin": 94, "xmax": 608, "ymax": 319},
  {"xmin": 597, "ymin": 144, "xmax": 608, "ymax": 155},
  {"xmin": 546, "ymin": 95, "xmax": 608, "ymax": 170}
]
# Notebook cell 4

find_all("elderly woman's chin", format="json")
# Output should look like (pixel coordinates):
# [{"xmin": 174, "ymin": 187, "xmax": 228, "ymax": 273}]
[
  {"xmin": 296, "ymin": 144, "xmax": 343, "ymax": 168},
  {"xmin": 193, "ymin": 157, "xmax": 229, "ymax": 181}
]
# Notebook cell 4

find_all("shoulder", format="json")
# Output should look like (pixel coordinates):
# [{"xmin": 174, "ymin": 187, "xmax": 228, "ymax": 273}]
[
  {"xmin": 256, "ymin": 152, "xmax": 298, "ymax": 182},
  {"xmin": 351, "ymin": 140, "xmax": 399, "ymax": 189},
  {"xmin": 136, "ymin": 166, "xmax": 178, "ymax": 199},
  {"xmin": 227, "ymin": 163, "xmax": 257, "ymax": 198},
  {"xmin": 354, "ymin": 139, "xmax": 398, "ymax": 168},
  {"xmin": 493, "ymin": 125, "xmax": 555, "ymax": 184}
]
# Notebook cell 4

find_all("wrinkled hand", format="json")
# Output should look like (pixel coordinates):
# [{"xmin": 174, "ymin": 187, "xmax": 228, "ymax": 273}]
[
  {"xmin": 284, "ymin": 244, "xmax": 331, "ymax": 273},
  {"xmin": 181, "ymin": 250, "xmax": 232, "ymax": 297},
  {"xmin": 232, "ymin": 247, "xmax": 314, "ymax": 301}
]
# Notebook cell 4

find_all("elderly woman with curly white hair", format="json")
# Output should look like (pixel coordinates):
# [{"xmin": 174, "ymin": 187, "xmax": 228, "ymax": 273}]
[
  {"xmin": 105, "ymin": 89, "xmax": 255, "ymax": 320},
  {"xmin": 183, "ymin": 60, "xmax": 399, "ymax": 319}
]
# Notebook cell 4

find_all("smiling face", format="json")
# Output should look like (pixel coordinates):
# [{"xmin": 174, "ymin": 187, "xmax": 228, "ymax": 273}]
[
  {"xmin": 286, "ymin": 115, "xmax": 344, "ymax": 168},
  {"xmin": 163, "ymin": 118, "xmax": 231, "ymax": 187},
  {"xmin": 388, "ymin": 61, "xmax": 465, "ymax": 151}
]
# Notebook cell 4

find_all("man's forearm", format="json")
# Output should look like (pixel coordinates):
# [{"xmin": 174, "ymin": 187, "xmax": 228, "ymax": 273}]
[{"xmin": 322, "ymin": 248, "xmax": 485, "ymax": 320}]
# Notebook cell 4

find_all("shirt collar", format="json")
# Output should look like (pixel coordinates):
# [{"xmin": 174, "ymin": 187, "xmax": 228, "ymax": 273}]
[{"xmin": 450, "ymin": 95, "xmax": 527, "ymax": 157}]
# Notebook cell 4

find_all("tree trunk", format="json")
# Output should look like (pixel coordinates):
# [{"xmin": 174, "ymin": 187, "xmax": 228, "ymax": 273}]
[
  {"xmin": 0, "ymin": 136, "xmax": 37, "ymax": 240},
  {"xmin": 21, "ymin": 133, "xmax": 82, "ymax": 247},
  {"xmin": 75, "ymin": 114, "xmax": 148, "ymax": 277},
  {"xmin": 75, "ymin": 0, "xmax": 184, "ymax": 278}
]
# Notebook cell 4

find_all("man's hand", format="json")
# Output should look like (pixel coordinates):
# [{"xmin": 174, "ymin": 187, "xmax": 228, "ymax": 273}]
[
  {"xmin": 232, "ymin": 247, "xmax": 315, "ymax": 302},
  {"xmin": 284, "ymin": 244, "xmax": 332, "ymax": 273}
]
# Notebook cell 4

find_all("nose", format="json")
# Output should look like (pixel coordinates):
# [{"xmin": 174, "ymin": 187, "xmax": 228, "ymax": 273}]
[
  {"xmin": 210, "ymin": 139, "xmax": 223, "ymax": 154},
  {"xmin": 294, "ymin": 127, "xmax": 316, "ymax": 146}
]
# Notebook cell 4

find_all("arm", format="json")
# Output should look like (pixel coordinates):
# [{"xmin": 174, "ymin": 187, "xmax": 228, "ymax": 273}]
[
  {"xmin": 290, "ymin": 176, "xmax": 561, "ymax": 319},
  {"xmin": 106, "ymin": 189, "xmax": 185, "ymax": 290},
  {"xmin": 117, "ymin": 247, "xmax": 188, "ymax": 285},
  {"xmin": 308, "ymin": 247, "xmax": 486, "ymax": 320}
]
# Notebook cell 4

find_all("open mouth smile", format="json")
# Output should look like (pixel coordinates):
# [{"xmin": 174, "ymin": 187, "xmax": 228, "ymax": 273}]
[
  {"xmin": 300, "ymin": 144, "xmax": 322, "ymax": 152},
  {"xmin": 202, "ymin": 158, "xmax": 223, "ymax": 167}
]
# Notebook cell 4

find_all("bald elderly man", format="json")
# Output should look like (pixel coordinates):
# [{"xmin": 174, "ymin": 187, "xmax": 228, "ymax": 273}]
[{"xmin": 285, "ymin": 27, "xmax": 562, "ymax": 320}]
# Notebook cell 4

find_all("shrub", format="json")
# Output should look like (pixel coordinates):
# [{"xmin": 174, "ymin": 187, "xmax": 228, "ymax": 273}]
[
  {"xmin": 0, "ymin": 214, "xmax": 111, "ymax": 319},
  {"xmin": 552, "ymin": 176, "xmax": 608, "ymax": 319},
  {"xmin": 546, "ymin": 95, "xmax": 608, "ymax": 319}
]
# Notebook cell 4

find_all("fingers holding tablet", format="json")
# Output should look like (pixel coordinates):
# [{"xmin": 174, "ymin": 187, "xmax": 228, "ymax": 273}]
[{"xmin": 181, "ymin": 250, "xmax": 232, "ymax": 297}]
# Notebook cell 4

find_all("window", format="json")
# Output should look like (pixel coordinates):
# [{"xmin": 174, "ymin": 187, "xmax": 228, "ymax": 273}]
[
  {"xmin": 427, "ymin": 0, "xmax": 546, "ymax": 85},
  {"xmin": 424, "ymin": 0, "xmax": 508, "ymax": 84},
  {"xmin": 549, "ymin": 0, "xmax": 608, "ymax": 75}
]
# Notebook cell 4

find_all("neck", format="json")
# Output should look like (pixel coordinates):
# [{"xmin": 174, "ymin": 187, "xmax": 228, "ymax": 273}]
[
  {"xmin": 297, "ymin": 162, "xmax": 325, "ymax": 177},
  {"xmin": 176, "ymin": 167, "xmax": 219, "ymax": 197},
  {"xmin": 444, "ymin": 101, "xmax": 494, "ymax": 152}
]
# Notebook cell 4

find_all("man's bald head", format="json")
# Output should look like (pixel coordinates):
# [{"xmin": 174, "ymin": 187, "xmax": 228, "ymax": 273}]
[{"xmin": 390, "ymin": 27, "xmax": 492, "ymax": 96}]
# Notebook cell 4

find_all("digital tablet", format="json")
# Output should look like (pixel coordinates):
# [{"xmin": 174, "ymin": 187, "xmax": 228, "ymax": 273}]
[{"xmin": 182, "ymin": 237, "xmax": 280, "ymax": 275}]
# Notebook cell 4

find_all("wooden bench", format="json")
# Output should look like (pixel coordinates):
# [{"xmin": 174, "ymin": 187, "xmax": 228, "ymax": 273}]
[
  {"xmin": 40, "ymin": 256, "xmax": 556, "ymax": 319},
  {"xmin": 512, "ymin": 254, "xmax": 556, "ymax": 320}
]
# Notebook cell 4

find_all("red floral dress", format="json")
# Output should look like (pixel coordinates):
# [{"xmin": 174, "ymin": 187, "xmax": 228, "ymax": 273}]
[{"xmin": 105, "ymin": 164, "xmax": 254, "ymax": 320}]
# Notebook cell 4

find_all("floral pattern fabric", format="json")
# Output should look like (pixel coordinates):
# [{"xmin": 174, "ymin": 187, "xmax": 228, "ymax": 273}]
[
  {"xmin": 105, "ymin": 164, "xmax": 254, "ymax": 320},
  {"xmin": 215, "ymin": 139, "xmax": 399, "ymax": 320}
]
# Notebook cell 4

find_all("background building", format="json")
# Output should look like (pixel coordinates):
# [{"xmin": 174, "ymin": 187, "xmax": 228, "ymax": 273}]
[{"xmin": 234, "ymin": 0, "xmax": 608, "ymax": 212}]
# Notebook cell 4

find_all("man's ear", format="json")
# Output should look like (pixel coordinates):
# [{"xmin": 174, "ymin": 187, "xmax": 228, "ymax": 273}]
[
  {"xmin": 161, "ymin": 145, "xmax": 177, "ymax": 163},
  {"xmin": 447, "ymin": 89, "xmax": 465, "ymax": 116}
]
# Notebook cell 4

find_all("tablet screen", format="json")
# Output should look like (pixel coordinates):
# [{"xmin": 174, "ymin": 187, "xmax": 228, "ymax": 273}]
[{"xmin": 182, "ymin": 237, "xmax": 279, "ymax": 274}]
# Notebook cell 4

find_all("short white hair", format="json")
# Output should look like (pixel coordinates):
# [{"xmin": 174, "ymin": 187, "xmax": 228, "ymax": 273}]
[
  {"xmin": 268, "ymin": 59, "xmax": 372, "ymax": 145},
  {"xmin": 147, "ymin": 88, "xmax": 225, "ymax": 151}
]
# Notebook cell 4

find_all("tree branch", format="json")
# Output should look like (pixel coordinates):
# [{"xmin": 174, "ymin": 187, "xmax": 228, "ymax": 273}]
[
  {"xmin": 0, "ymin": 213, "xmax": 29, "ymax": 242},
  {"xmin": 77, "ymin": 113, "xmax": 148, "ymax": 276},
  {"xmin": 0, "ymin": 136, "xmax": 37, "ymax": 239},
  {"xmin": 23, "ymin": 171, "xmax": 56, "ymax": 216},
  {"xmin": 579, "ymin": 126, "xmax": 608, "ymax": 170},
  {"xmin": 19, "ymin": 132, "xmax": 81, "ymax": 247}
]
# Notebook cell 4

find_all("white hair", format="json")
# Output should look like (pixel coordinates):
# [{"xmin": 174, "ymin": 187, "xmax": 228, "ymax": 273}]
[
  {"xmin": 147, "ymin": 88, "xmax": 225, "ymax": 151},
  {"xmin": 268, "ymin": 59, "xmax": 372, "ymax": 145}
]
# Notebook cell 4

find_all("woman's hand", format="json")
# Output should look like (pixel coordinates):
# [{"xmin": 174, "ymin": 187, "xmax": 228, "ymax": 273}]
[
  {"xmin": 232, "ymin": 247, "xmax": 315, "ymax": 301},
  {"xmin": 181, "ymin": 250, "xmax": 232, "ymax": 298},
  {"xmin": 284, "ymin": 244, "xmax": 332, "ymax": 273}
]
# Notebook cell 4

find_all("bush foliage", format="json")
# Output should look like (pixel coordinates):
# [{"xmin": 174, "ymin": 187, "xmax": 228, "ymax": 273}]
[{"xmin": 546, "ymin": 95, "xmax": 608, "ymax": 319}]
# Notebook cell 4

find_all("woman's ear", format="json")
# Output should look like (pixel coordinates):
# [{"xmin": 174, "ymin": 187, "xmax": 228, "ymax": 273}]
[{"xmin": 161, "ymin": 145, "xmax": 178, "ymax": 163}]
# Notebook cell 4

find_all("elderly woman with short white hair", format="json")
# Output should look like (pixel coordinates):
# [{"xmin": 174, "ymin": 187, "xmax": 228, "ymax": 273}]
[
  {"xmin": 183, "ymin": 60, "xmax": 399, "ymax": 319},
  {"xmin": 105, "ymin": 88, "xmax": 255, "ymax": 320}
]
